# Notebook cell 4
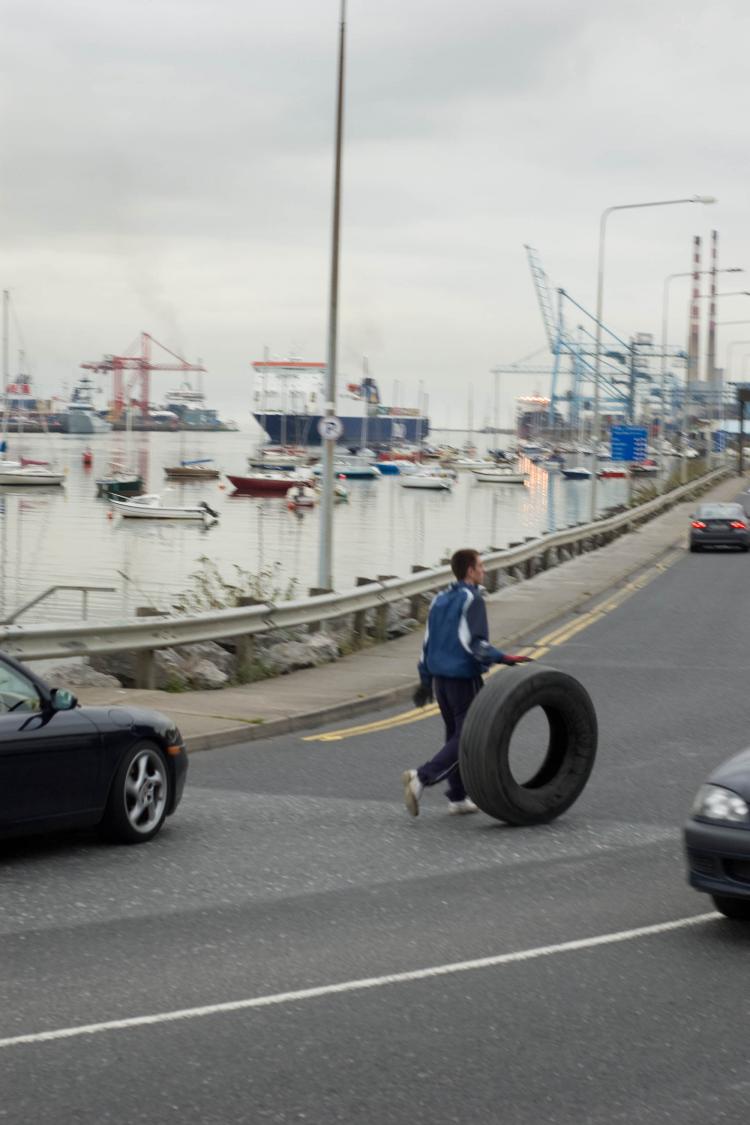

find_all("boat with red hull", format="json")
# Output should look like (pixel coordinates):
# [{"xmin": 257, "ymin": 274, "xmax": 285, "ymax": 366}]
[{"xmin": 226, "ymin": 472, "xmax": 303, "ymax": 495}]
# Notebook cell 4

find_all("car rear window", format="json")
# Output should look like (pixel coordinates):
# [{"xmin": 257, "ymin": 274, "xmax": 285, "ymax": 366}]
[{"xmin": 695, "ymin": 504, "xmax": 744, "ymax": 518}]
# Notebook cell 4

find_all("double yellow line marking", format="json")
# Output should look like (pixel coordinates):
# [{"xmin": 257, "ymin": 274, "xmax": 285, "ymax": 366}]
[
  {"xmin": 305, "ymin": 705, "xmax": 441, "ymax": 742},
  {"xmin": 303, "ymin": 549, "xmax": 682, "ymax": 743}
]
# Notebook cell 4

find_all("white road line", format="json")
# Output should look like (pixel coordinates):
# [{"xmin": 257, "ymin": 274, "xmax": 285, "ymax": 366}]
[{"xmin": 0, "ymin": 913, "xmax": 717, "ymax": 1051}]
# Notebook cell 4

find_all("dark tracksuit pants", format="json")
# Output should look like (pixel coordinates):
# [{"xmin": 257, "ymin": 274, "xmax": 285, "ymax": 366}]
[{"xmin": 416, "ymin": 675, "xmax": 483, "ymax": 801}]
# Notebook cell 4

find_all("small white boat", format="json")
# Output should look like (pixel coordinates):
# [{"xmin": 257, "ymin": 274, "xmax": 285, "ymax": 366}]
[
  {"xmin": 247, "ymin": 446, "xmax": 307, "ymax": 471},
  {"xmin": 400, "ymin": 472, "xmax": 453, "ymax": 491},
  {"xmin": 472, "ymin": 468, "xmax": 528, "ymax": 484},
  {"xmin": 0, "ymin": 466, "xmax": 65, "ymax": 486},
  {"xmin": 312, "ymin": 461, "xmax": 381, "ymax": 480},
  {"xmin": 164, "ymin": 460, "xmax": 220, "ymax": 481},
  {"xmin": 630, "ymin": 461, "xmax": 660, "ymax": 476},
  {"xmin": 286, "ymin": 485, "xmax": 317, "ymax": 509},
  {"xmin": 287, "ymin": 482, "xmax": 349, "ymax": 507},
  {"xmin": 373, "ymin": 458, "xmax": 421, "ymax": 476},
  {"xmin": 560, "ymin": 467, "xmax": 592, "ymax": 481},
  {"xmin": 451, "ymin": 457, "xmax": 498, "ymax": 472},
  {"xmin": 110, "ymin": 493, "xmax": 219, "ymax": 522}
]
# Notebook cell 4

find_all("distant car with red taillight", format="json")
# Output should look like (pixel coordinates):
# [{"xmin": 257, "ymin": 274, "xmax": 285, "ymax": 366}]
[{"xmin": 689, "ymin": 502, "xmax": 750, "ymax": 552}]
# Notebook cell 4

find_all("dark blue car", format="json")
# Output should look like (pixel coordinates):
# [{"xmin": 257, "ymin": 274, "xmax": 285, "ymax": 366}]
[
  {"xmin": 684, "ymin": 748, "xmax": 750, "ymax": 919},
  {"xmin": 0, "ymin": 651, "xmax": 188, "ymax": 845}
]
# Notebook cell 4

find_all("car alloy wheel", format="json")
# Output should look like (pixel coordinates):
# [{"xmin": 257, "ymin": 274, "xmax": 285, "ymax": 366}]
[
  {"xmin": 103, "ymin": 741, "xmax": 171, "ymax": 844},
  {"xmin": 125, "ymin": 747, "xmax": 168, "ymax": 833}
]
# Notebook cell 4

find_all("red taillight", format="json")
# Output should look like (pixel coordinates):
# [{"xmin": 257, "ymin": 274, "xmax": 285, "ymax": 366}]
[
  {"xmin": 691, "ymin": 520, "xmax": 706, "ymax": 529},
  {"xmin": 731, "ymin": 520, "xmax": 746, "ymax": 529}
]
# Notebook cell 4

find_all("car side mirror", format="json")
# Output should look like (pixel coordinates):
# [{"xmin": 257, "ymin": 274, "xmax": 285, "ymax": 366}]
[{"xmin": 50, "ymin": 688, "xmax": 77, "ymax": 711}]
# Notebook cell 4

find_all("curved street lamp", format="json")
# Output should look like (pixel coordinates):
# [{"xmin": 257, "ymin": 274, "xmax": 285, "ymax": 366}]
[{"xmin": 590, "ymin": 195, "xmax": 716, "ymax": 521}]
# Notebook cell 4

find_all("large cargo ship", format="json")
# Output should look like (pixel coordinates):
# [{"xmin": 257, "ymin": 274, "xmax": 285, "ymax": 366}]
[{"xmin": 251, "ymin": 359, "xmax": 429, "ymax": 447}]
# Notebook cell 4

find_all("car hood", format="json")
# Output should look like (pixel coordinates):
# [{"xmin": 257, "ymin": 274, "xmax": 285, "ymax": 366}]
[
  {"xmin": 706, "ymin": 747, "xmax": 750, "ymax": 800},
  {"xmin": 79, "ymin": 705, "xmax": 182, "ymax": 743}
]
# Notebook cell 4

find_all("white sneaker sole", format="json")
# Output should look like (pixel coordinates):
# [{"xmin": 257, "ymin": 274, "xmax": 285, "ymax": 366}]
[{"xmin": 401, "ymin": 770, "xmax": 421, "ymax": 817}]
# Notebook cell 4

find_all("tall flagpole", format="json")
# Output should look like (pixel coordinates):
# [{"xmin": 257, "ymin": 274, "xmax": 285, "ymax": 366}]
[{"xmin": 318, "ymin": 0, "xmax": 346, "ymax": 590}]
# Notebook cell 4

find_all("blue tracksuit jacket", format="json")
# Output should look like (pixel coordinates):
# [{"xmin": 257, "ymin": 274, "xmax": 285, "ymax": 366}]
[{"xmin": 417, "ymin": 581, "xmax": 507, "ymax": 683}]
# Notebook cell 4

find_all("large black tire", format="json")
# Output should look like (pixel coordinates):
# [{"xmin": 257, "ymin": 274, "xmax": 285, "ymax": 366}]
[
  {"xmin": 711, "ymin": 895, "xmax": 750, "ymax": 921},
  {"xmin": 459, "ymin": 664, "xmax": 597, "ymax": 825},
  {"xmin": 102, "ymin": 741, "xmax": 171, "ymax": 844}
]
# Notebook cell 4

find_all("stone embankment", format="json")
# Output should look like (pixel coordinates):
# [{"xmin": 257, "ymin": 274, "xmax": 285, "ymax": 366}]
[{"xmin": 49, "ymin": 601, "xmax": 421, "ymax": 691}]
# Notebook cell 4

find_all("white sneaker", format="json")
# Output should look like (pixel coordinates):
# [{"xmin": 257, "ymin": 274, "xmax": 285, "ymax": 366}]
[
  {"xmin": 448, "ymin": 797, "xmax": 479, "ymax": 815},
  {"xmin": 401, "ymin": 769, "xmax": 424, "ymax": 817}
]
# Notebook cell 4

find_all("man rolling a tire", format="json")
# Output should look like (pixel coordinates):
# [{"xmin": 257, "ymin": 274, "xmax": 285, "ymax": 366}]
[{"xmin": 402, "ymin": 548, "xmax": 531, "ymax": 817}]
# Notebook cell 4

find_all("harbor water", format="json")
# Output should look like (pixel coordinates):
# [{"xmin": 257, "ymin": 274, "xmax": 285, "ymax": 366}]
[{"xmin": 0, "ymin": 429, "xmax": 636, "ymax": 624}]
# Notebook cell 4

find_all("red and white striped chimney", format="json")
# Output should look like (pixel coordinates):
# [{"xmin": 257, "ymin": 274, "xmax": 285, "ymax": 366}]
[{"xmin": 687, "ymin": 235, "xmax": 702, "ymax": 389}]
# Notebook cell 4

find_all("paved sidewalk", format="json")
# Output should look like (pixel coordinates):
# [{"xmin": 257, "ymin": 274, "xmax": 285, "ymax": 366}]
[{"xmin": 74, "ymin": 474, "xmax": 744, "ymax": 750}]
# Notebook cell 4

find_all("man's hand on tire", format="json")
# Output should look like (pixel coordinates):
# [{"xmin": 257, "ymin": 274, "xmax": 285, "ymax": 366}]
[
  {"xmin": 413, "ymin": 682, "xmax": 434, "ymax": 708},
  {"xmin": 502, "ymin": 654, "xmax": 533, "ymax": 666}
]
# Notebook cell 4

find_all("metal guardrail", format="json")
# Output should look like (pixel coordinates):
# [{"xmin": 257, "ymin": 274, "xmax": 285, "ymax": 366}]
[{"xmin": 0, "ymin": 467, "xmax": 732, "ymax": 683}]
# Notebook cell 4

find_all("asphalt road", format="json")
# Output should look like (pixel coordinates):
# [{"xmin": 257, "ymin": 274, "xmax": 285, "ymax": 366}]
[{"xmin": 2, "ymin": 513, "xmax": 750, "ymax": 1123}]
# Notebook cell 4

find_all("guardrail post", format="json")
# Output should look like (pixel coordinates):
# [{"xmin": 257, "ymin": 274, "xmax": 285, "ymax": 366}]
[
  {"xmin": 376, "ymin": 575, "xmax": 397, "ymax": 641},
  {"xmin": 134, "ymin": 607, "xmax": 159, "ymax": 689},
  {"xmin": 484, "ymin": 564, "xmax": 499, "ymax": 593},
  {"xmin": 409, "ymin": 565, "xmax": 431, "ymax": 618},
  {"xmin": 307, "ymin": 587, "xmax": 332, "ymax": 634},
  {"xmin": 233, "ymin": 596, "xmax": 262, "ymax": 679},
  {"xmin": 352, "ymin": 577, "xmax": 376, "ymax": 648}
]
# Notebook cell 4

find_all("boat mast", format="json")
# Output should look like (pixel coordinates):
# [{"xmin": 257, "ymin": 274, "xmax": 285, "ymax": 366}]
[
  {"xmin": 417, "ymin": 380, "xmax": 423, "ymax": 447},
  {"xmin": 360, "ymin": 356, "xmax": 368, "ymax": 452},
  {"xmin": 1, "ymin": 291, "xmax": 9, "ymax": 446},
  {"xmin": 318, "ymin": 0, "xmax": 346, "ymax": 589}
]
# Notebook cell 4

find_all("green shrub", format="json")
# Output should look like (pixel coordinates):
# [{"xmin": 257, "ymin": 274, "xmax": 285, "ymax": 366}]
[{"xmin": 172, "ymin": 558, "xmax": 298, "ymax": 614}]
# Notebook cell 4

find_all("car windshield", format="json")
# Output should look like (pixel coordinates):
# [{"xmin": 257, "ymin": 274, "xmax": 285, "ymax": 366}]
[
  {"xmin": 0, "ymin": 662, "xmax": 41, "ymax": 713},
  {"xmin": 695, "ymin": 504, "xmax": 744, "ymax": 519}
]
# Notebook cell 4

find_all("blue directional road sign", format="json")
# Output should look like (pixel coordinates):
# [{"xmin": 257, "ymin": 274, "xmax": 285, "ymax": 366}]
[{"xmin": 610, "ymin": 425, "xmax": 648, "ymax": 462}]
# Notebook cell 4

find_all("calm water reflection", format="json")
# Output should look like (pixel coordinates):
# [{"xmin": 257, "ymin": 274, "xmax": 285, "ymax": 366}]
[{"xmin": 0, "ymin": 430, "xmax": 629, "ymax": 622}]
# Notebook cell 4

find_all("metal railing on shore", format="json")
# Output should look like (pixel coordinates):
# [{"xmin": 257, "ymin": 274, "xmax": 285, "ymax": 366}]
[{"xmin": 0, "ymin": 466, "xmax": 733, "ymax": 685}]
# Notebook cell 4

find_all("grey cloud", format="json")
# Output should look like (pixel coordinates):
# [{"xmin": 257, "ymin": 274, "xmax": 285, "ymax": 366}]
[{"xmin": 1, "ymin": 0, "xmax": 749, "ymax": 424}]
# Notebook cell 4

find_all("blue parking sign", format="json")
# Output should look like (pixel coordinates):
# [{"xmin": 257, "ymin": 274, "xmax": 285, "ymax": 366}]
[{"xmin": 610, "ymin": 425, "xmax": 648, "ymax": 462}]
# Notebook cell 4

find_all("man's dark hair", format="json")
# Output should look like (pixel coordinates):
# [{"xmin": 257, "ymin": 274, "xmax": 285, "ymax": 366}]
[{"xmin": 450, "ymin": 548, "xmax": 479, "ymax": 581}]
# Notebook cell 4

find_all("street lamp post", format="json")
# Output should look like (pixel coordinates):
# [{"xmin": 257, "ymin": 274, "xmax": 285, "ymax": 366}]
[
  {"xmin": 318, "ymin": 1, "xmax": 347, "ymax": 591},
  {"xmin": 589, "ymin": 195, "xmax": 716, "ymax": 522}
]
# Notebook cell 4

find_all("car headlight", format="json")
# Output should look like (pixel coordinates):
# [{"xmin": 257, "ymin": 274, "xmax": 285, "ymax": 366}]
[{"xmin": 692, "ymin": 784, "xmax": 750, "ymax": 823}]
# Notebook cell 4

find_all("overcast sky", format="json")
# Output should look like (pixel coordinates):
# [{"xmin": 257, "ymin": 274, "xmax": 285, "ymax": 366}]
[{"xmin": 2, "ymin": 0, "xmax": 749, "ymax": 429}]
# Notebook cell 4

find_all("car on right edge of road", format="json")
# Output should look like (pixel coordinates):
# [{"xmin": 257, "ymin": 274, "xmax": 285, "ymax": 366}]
[
  {"xmin": 685, "ymin": 749, "xmax": 750, "ymax": 919},
  {"xmin": 689, "ymin": 502, "xmax": 750, "ymax": 552}
]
